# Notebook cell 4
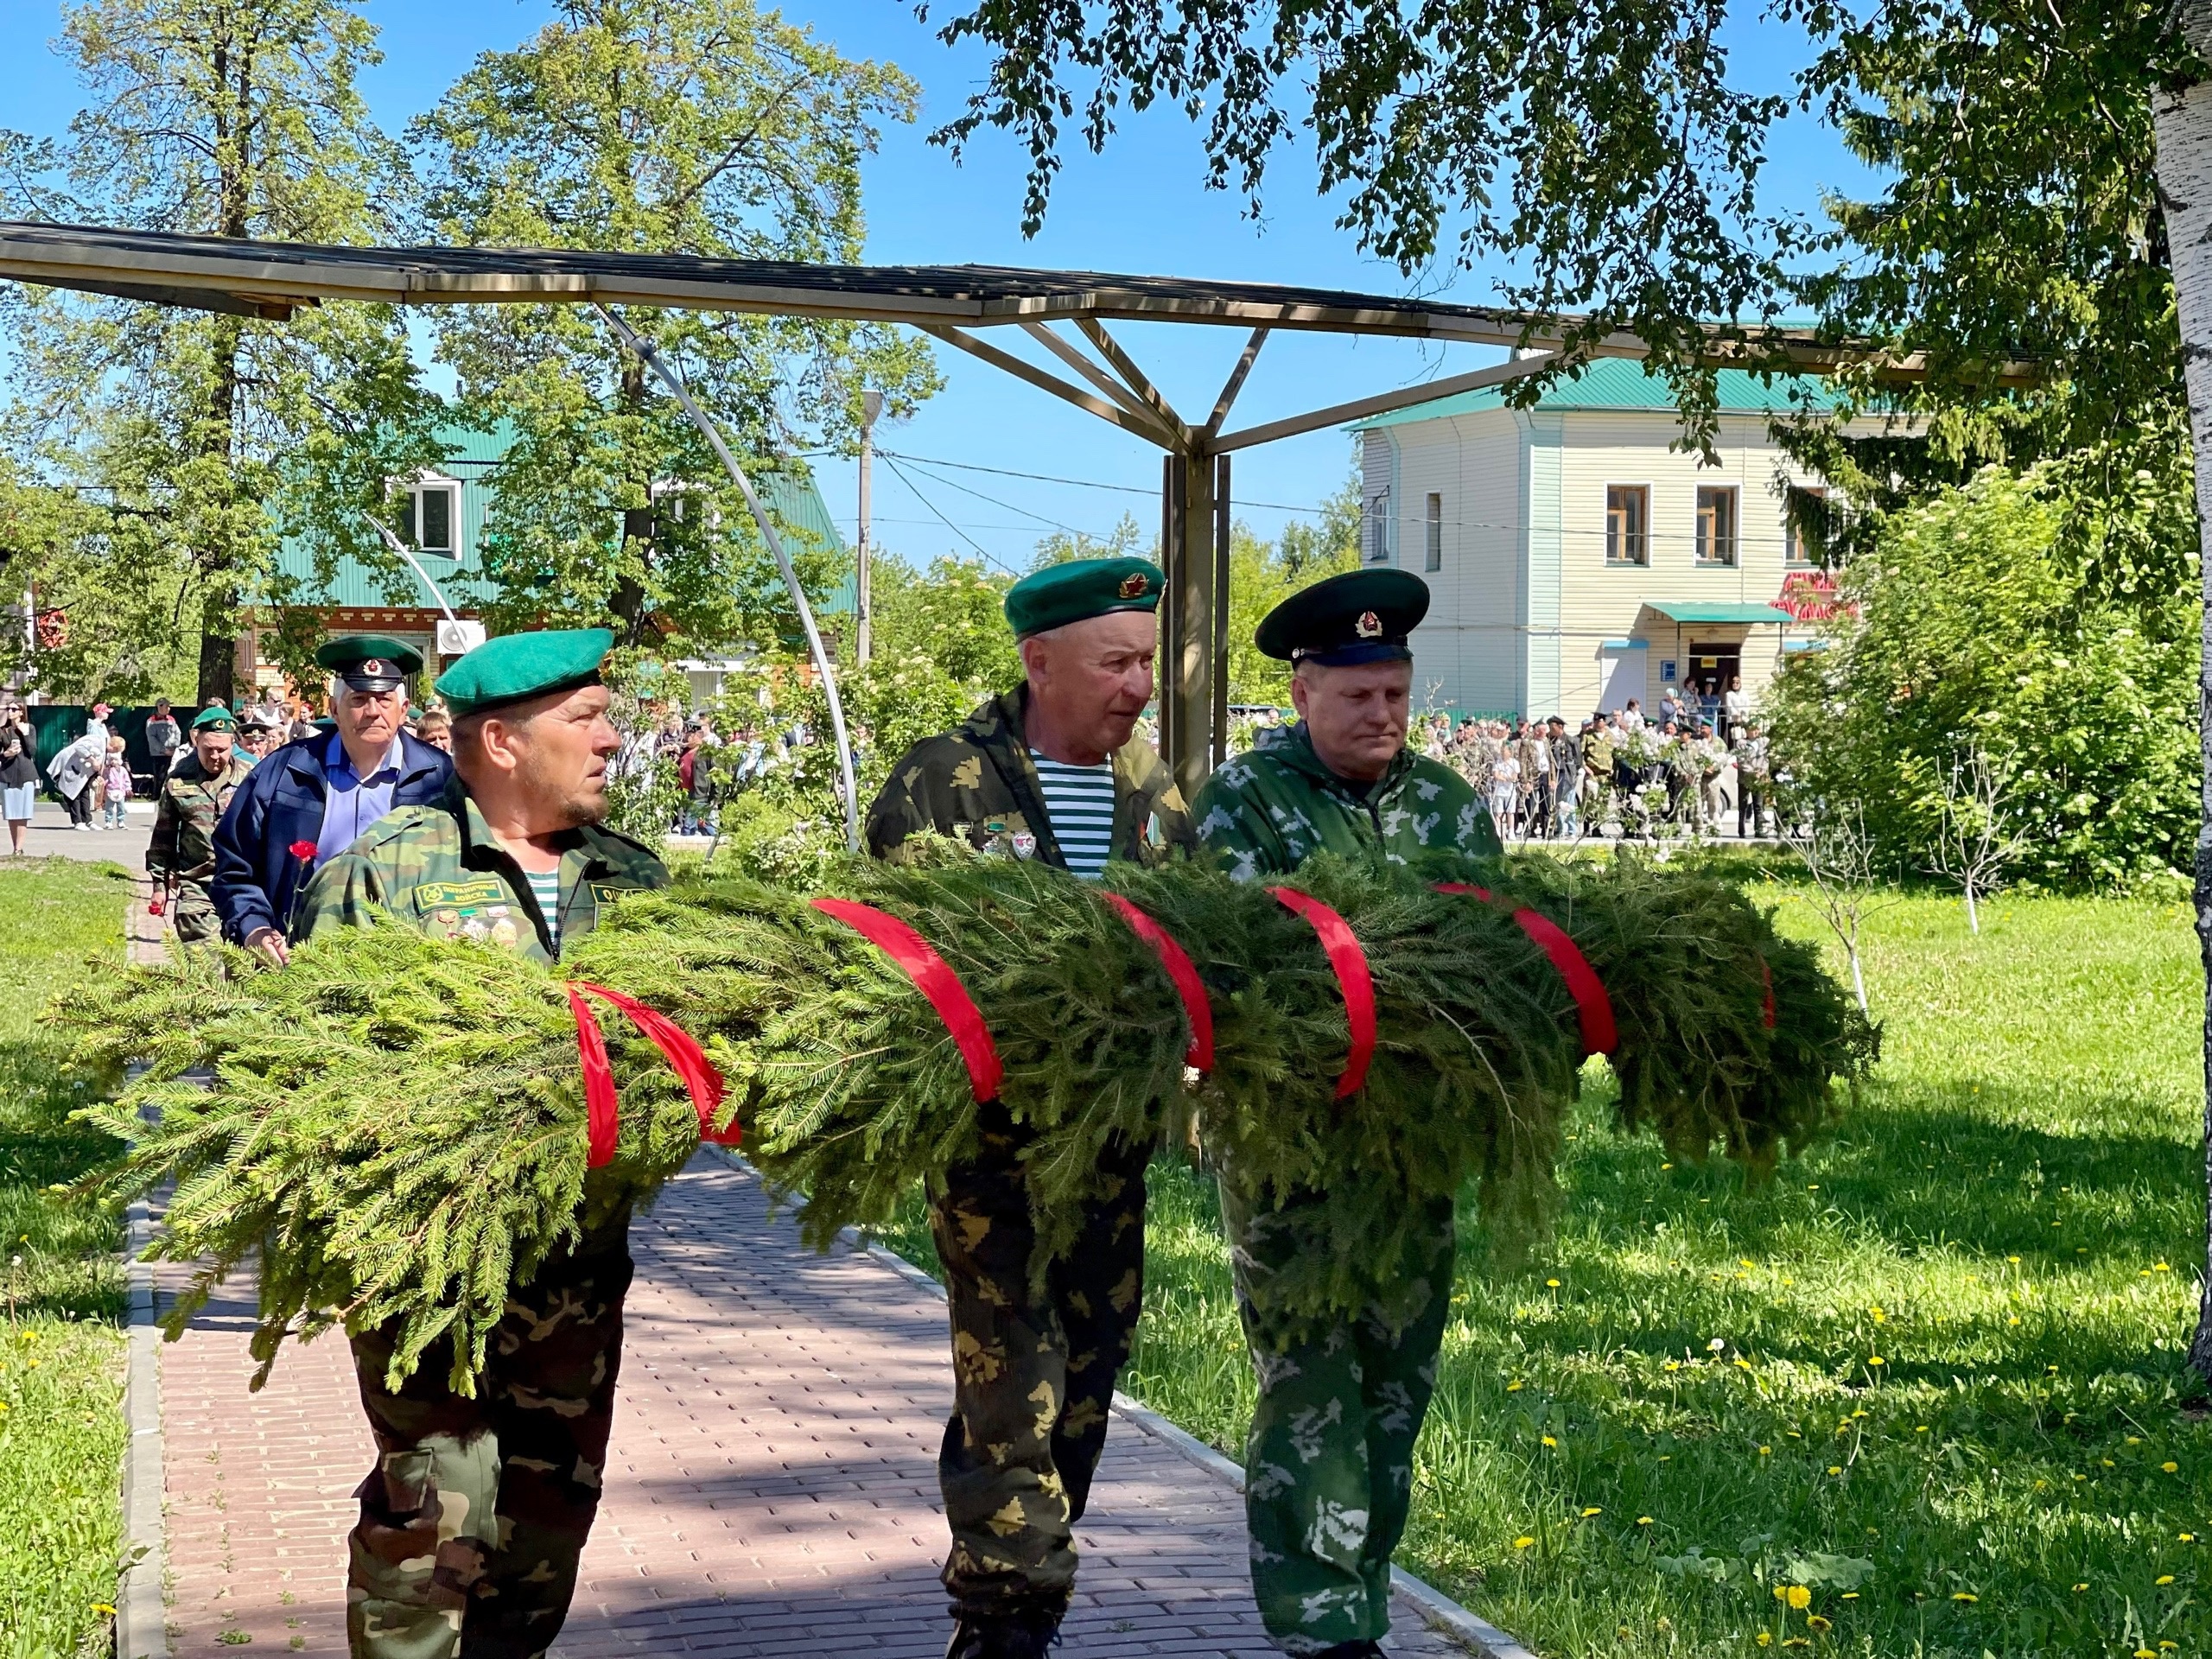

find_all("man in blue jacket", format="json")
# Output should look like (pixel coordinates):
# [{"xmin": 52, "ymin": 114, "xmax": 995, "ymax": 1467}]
[{"xmin": 213, "ymin": 635, "xmax": 452, "ymax": 963}]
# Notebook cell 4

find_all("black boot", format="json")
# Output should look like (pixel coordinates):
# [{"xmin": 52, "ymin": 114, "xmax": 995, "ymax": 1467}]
[{"xmin": 944, "ymin": 1608, "xmax": 1061, "ymax": 1659}]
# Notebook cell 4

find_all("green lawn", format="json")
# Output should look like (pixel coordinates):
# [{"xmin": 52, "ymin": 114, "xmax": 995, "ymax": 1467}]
[
  {"xmin": 876, "ymin": 885, "xmax": 2212, "ymax": 1658},
  {"xmin": 0, "ymin": 859, "xmax": 131, "ymax": 1659}
]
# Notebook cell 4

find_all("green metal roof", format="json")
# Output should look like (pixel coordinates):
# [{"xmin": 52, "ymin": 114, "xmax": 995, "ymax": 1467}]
[
  {"xmin": 1644, "ymin": 601, "xmax": 1793, "ymax": 625},
  {"xmin": 269, "ymin": 420, "xmax": 849, "ymax": 615},
  {"xmin": 1354, "ymin": 358, "xmax": 1842, "ymax": 429}
]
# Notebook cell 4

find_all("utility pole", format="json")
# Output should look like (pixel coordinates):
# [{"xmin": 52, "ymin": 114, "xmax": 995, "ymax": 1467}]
[{"xmin": 857, "ymin": 388, "xmax": 882, "ymax": 666}]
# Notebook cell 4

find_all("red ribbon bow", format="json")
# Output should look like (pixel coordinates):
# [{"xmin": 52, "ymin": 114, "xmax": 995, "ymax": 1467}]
[
  {"xmin": 1433, "ymin": 883, "xmax": 1618, "ymax": 1058},
  {"xmin": 566, "ymin": 981, "xmax": 735, "ymax": 1168},
  {"xmin": 1269, "ymin": 887, "xmax": 1376, "ymax": 1100},
  {"xmin": 810, "ymin": 898, "xmax": 1003, "ymax": 1103}
]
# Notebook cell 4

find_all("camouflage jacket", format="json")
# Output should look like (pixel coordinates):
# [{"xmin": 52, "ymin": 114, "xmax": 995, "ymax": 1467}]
[
  {"xmin": 865, "ymin": 685, "xmax": 1197, "ymax": 870},
  {"xmin": 294, "ymin": 778, "xmax": 668, "ymax": 963},
  {"xmin": 147, "ymin": 752, "xmax": 254, "ymax": 881},
  {"xmin": 1190, "ymin": 721, "xmax": 1503, "ymax": 880}
]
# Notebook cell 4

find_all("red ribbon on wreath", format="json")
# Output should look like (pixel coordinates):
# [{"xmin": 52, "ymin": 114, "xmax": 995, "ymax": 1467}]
[
  {"xmin": 1269, "ymin": 887, "xmax": 1376, "ymax": 1100},
  {"xmin": 1101, "ymin": 892, "xmax": 1214, "ymax": 1072},
  {"xmin": 566, "ymin": 981, "xmax": 735, "ymax": 1169},
  {"xmin": 1758, "ymin": 957, "xmax": 1777, "ymax": 1030},
  {"xmin": 1433, "ymin": 883, "xmax": 1618, "ymax": 1058},
  {"xmin": 810, "ymin": 897, "xmax": 1003, "ymax": 1103}
]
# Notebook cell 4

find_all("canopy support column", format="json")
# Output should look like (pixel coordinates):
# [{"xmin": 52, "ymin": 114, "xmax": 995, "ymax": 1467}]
[{"xmin": 1159, "ymin": 444, "xmax": 1221, "ymax": 800}]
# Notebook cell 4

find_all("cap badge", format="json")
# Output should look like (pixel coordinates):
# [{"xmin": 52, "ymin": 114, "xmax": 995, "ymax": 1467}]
[
  {"xmin": 1118, "ymin": 571, "xmax": 1150, "ymax": 600},
  {"xmin": 358, "ymin": 659, "xmax": 391, "ymax": 677},
  {"xmin": 1355, "ymin": 610, "xmax": 1382, "ymax": 639}
]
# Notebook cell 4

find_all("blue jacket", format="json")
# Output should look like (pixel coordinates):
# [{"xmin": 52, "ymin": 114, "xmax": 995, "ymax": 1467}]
[{"xmin": 212, "ymin": 731, "xmax": 453, "ymax": 944}]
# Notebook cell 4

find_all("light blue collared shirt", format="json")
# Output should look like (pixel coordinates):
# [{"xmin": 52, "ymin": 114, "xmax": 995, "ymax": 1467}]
[{"xmin": 314, "ymin": 733, "xmax": 405, "ymax": 864}]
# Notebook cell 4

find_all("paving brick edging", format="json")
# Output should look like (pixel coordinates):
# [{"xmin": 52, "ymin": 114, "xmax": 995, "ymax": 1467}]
[
  {"xmin": 709, "ymin": 1147, "xmax": 1541, "ymax": 1659},
  {"xmin": 118, "ymin": 875, "xmax": 169, "ymax": 1659}
]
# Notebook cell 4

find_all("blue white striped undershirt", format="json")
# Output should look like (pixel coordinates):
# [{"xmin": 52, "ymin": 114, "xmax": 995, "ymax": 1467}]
[
  {"xmin": 1028, "ymin": 750, "xmax": 1116, "ymax": 880},
  {"xmin": 524, "ymin": 869, "xmax": 563, "ymax": 944}
]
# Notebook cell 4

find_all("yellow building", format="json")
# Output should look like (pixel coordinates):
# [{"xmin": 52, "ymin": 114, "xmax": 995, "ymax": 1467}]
[{"xmin": 1355, "ymin": 359, "xmax": 1866, "ymax": 721}]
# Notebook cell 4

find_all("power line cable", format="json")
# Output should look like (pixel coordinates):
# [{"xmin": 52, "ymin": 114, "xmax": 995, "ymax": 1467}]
[
  {"xmin": 890, "ymin": 454, "xmax": 1097, "ymax": 538},
  {"xmin": 875, "ymin": 448, "xmax": 1333, "ymax": 517},
  {"xmin": 878, "ymin": 454, "xmax": 1026, "ymax": 577}
]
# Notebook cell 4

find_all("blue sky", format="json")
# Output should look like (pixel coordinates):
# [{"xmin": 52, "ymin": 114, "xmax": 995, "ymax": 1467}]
[{"xmin": 0, "ymin": 1, "xmax": 1867, "ymax": 576}]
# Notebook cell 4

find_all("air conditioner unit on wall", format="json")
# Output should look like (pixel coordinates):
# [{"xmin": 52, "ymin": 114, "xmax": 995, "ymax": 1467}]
[{"xmin": 436, "ymin": 620, "xmax": 486, "ymax": 657}]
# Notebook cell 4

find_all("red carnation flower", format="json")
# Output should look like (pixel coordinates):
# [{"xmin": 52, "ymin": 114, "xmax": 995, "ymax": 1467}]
[{"xmin": 289, "ymin": 840, "xmax": 318, "ymax": 860}]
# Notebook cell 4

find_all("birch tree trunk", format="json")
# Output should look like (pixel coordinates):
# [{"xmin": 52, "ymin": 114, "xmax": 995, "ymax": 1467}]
[{"xmin": 2151, "ymin": 39, "xmax": 2212, "ymax": 1379}]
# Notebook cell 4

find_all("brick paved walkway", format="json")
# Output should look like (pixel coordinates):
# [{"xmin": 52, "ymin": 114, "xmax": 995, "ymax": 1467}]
[{"xmin": 153, "ymin": 1154, "xmax": 1477, "ymax": 1656}]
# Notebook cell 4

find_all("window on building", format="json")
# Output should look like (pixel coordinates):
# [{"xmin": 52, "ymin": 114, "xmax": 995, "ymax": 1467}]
[
  {"xmin": 1695, "ymin": 486, "xmax": 1738, "ymax": 566},
  {"xmin": 397, "ymin": 482, "xmax": 458, "ymax": 553},
  {"xmin": 1605, "ymin": 485, "xmax": 1649, "ymax": 566},
  {"xmin": 1364, "ymin": 488, "xmax": 1391, "ymax": 563},
  {"xmin": 1424, "ymin": 493, "xmax": 1443, "ymax": 572},
  {"xmin": 1787, "ymin": 485, "xmax": 1828, "ymax": 566}
]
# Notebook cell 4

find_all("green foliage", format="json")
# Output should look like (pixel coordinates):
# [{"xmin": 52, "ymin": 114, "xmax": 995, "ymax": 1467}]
[
  {"xmin": 1103, "ymin": 887, "xmax": 2212, "ymax": 1659},
  {"xmin": 59, "ymin": 853, "xmax": 1866, "ymax": 1387},
  {"xmin": 409, "ymin": 0, "xmax": 938, "ymax": 652},
  {"xmin": 868, "ymin": 552, "xmax": 1021, "ymax": 691},
  {"xmin": 0, "ymin": 0, "xmax": 445, "ymax": 703},
  {"xmin": 1765, "ymin": 463, "xmax": 2200, "ymax": 888}
]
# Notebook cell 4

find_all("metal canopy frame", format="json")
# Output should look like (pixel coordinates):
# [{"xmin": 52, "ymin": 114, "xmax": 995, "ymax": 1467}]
[{"xmin": 0, "ymin": 219, "xmax": 1945, "ymax": 796}]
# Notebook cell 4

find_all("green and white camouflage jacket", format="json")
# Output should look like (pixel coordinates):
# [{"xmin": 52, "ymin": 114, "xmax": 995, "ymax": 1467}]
[
  {"xmin": 295, "ymin": 778, "xmax": 668, "ymax": 963},
  {"xmin": 1190, "ymin": 722, "xmax": 1503, "ymax": 880},
  {"xmin": 865, "ymin": 685, "xmax": 1197, "ymax": 870}
]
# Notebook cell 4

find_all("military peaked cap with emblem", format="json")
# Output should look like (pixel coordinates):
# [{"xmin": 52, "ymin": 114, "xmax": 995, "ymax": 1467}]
[
  {"xmin": 1002, "ymin": 556, "xmax": 1164, "ymax": 639},
  {"xmin": 191, "ymin": 707, "xmax": 237, "ymax": 734},
  {"xmin": 1255, "ymin": 569, "xmax": 1430, "ymax": 667},
  {"xmin": 435, "ymin": 627, "xmax": 614, "ymax": 718},
  {"xmin": 315, "ymin": 633, "xmax": 423, "ymax": 693}
]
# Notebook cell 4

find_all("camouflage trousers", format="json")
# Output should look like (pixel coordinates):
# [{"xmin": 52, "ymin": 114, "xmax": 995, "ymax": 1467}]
[
  {"xmin": 169, "ymin": 879, "xmax": 220, "ymax": 945},
  {"xmin": 345, "ymin": 1224, "xmax": 632, "ymax": 1659},
  {"xmin": 929, "ymin": 1103, "xmax": 1150, "ymax": 1619},
  {"xmin": 1220, "ymin": 1184, "xmax": 1456, "ymax": 1655}
]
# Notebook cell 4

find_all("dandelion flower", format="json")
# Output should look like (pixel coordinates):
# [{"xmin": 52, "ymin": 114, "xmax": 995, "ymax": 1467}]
[
  {"xmin": 2156, "ymin": 1574, "xmax": 2175, "ymax": 1586},
  {"xmin": 2163, "ymin": 1461, "xmax": 2180, "ymax": 1473},
  {"xmin": 2182, "ymin": 1533, "xmax": 2196, "ymax": 1543},
  {"xmin": 1828, "ymin": 1465, "xmax": 1843, "ymax": 1476},
  {"xmin": 1807, "ymin": 1615, "xmax": 1833, "ymax": 1632},
  {"xmin": 91, "ymin": 1604, "xmax": 114, "ymax": 1616},
  {"xmin": 1868, "ymin": 1356, "xmax": 1885, "ymax": 1367},
  {"xmin": 1785, "ymin": 1586, "xmax": 1811, "ymax": 1610},
  {"xmin": 1756, "ymin": 1635, "xmax": 1772, "ymax": 1649},
  {"xmin": 1512, "ymin": 1535, "xmax": 1535, "ymax": 1549},
  {"xmin": 1637, "ymin": 1516, "xmax": 1654, "ymax": 1525},
  {"xmin": 1582, "ymin": 1507, "xmax": 1603, "ymax": 1517},
  {"xmin": 1507, "ymin": 1381, "xmax": 1524, "ymax": 1393},
  {"xmin": 1951, "ymin": 1592, "xmax": 1977, "ymax": 1603},
  {"xmin": 1709, "ymin": 1338, "xmax": 1727, "ymax": 1352},
  {"xmin": 1547, "ymin": 1279, "xmax": 1561, "ymax": 1288},
  {"xmin": 2072, "ymin": 1584, "xmax": 2088, "ymax": 1593},
  {"xmin": 1759, "ymin": 1446, "xmax": 1772, "ymax": 1455}
]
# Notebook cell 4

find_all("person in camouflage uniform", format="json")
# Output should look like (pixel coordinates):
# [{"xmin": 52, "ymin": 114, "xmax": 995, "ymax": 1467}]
[
  {"xmin": 293, "ymin": 629, "xmax": 666, "ymax": 1659},
  {"xmin": 865, "ymin": 557, "xmax": 1196, "ymax": 1659},
  {"xmin": 147, "ymin": 708, "xmax": 254, "ymax": 944},
  {"xmin": 1190, "ymin": 569, "xmax": 1501, "ymax": 1659}
]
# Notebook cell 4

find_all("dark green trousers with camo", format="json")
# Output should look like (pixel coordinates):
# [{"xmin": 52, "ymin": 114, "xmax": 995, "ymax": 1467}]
[
  {"xmin": 344, "ymin": 1226, "xmax": 632, "ymax": 1659},
  {"xmin": 929, "ymin": 1102, "xmax": 1150, "ymax": 1620},
  {"xmin": 1221, "ymin": 1184, "xmax": 1456, "ymax": 1655}
]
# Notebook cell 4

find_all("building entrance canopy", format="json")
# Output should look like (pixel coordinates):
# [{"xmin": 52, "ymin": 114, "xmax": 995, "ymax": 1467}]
[{"xmin": 1642, "ymin": 601, "xmax": 1793, "ymax": 626}]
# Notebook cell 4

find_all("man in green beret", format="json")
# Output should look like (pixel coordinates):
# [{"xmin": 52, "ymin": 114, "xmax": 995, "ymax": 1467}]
[
  {"xmin": 292, "ymin": 628, "xmax": 668, "ymax": 1659},
  {"xmin": 866, "ymin": 555, "xmax": 1196, "ymax": 1659},
  {"xmin": 1190, "ymin": 568, "xmax": 1500, "ymax": 1659},
  {"xmin": 146, "ymin": 708, "xmax": 253, "ymax": 945},
  {"xmin": 213, "ymin": 634, "xmax": 452, "ymax": 963}
]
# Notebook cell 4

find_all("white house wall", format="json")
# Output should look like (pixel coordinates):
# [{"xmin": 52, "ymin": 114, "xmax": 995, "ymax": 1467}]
[{"xmin": 1376, "ymin": 406, "xmax": 1836, "ymax": 718}]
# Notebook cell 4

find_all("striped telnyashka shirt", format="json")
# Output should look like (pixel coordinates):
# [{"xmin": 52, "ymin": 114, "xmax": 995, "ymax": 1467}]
[{"xmin": 1028, "ymin": 751, "xmax": 1117, "ymax": 879}]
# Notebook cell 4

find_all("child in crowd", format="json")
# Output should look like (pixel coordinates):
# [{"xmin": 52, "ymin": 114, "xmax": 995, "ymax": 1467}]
[{"xmin": 101, "ymin": 735, "xmax": 132, "ymax": 829}]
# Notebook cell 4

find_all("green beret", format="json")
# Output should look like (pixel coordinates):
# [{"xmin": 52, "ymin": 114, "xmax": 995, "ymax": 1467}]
[
  {"xmin": 315, "ymin": 633, "xmax": 423, "ymax": 691},
  {"xmin": 191, "ymin": 707, "xmax": 237, "ymax": 734},
  {"xmin": 1003, "ymin": 556, "xmax": 1164, "ymax": 639},
  {"xmin": 435, "ymin": 628, "xmax": 614, "ymax": 718},
  {"xmin": 1255, "ymin": 569, "xmax": 1430, "ymax": 666}
]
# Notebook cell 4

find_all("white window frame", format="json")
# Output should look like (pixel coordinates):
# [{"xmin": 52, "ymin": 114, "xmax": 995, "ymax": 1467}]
[
  {"xmin": 393, "ymin": 472, "xmax": 461, "ymax": 556},
  {"xmin": 1605, "ymin": 483, "xmax": 1651, "ymax": 567},
  {"xmin": 1694, "ymin": 484, "xmax": 1739, "ymax": 568},
  {"xmin": 1423, "ymin": 492, "xmax": 1443, "ymax": 572},
  {"xmin": 1364, "ymin": 486, "xmax": 1392, "ymax": 563}
]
